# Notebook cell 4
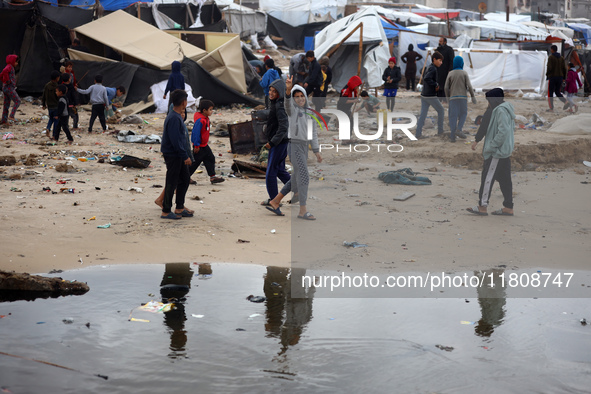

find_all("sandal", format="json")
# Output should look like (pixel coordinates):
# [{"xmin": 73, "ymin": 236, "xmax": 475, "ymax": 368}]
[
  {"xmin": 175, "ymin": 209, "xmax": 194, "ymax": 217},
  {"xmin": 161, "ymin": 212, "xmax": 182, "ymax": 220},
  {"xmin": 261, "ymin": 199, "xmax": 282, "ymax": 207},
  {"xmin": 466, "ymin": 206, "xmax": 488, "ymax": 216},
  {"xmin": 491, "ymin": 209, "xmax": 513, "ymax": 216},
  {"xmin": 265, "ymin": 206, "xmax": 284, "ymax": 216},
  {"xmin": 297, "ymin": 212, "xmax": 316, "ymax": 220}
]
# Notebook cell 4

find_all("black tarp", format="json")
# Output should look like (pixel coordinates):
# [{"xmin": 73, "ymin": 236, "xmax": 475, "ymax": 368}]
[
  {"xmin": 37, "ymin": 2, "xmax": 93, "ymax": 28},
  {"xmin": 0, "ymin": 8, "xmax": 33, "ymax": 68},
  {"xmin": 242, "ymin": 44, "xmax": 258, "ymax": 61},
  {"xmin": 69, "ymin": 58, "xmax": 263, "ymax": 106},
  {"xmin": 181, "ymin": 57, "xmax": 262, "ymax": 107},
  {"xmin": 266, "ymin": 15, "xmax": 330, "ymax": 49},
  {"xmin": 17, "ymin": 21, "xmax": 54, "ymax": 92}
]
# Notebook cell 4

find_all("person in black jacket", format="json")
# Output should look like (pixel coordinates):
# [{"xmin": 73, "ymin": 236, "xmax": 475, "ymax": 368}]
[
  {"xmin": 415, "ymin": 51, "xmax": 444, "ymax": 139},
  {"xmin": 262, "ymin": 79, "xmax": 291, "ymax": 208},
  {"xmin": 304, "ymin": 50, "xmax": 323, "ymax": 111},
  {"xmin": 436, "ymin": 37, "xmax": 454, "ymax": 103},
  {"xmin": 60, "ymin": 73, "xmax": 80, "ymax": 130},
  {"xmin": 382, "ymin": 56, "xmax": 401, "ymax": 111}
]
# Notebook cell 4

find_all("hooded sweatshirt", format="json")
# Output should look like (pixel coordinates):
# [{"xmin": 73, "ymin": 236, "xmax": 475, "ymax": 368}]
[
  {"xmin": 482, "ymin": 91, "xmax": 515, "ymax": 160},
  {"xmin": 341, "ymin": 76, "xmax": 362, "ymax": 98},
  {"xmin": 444, "ymin": 56, "xmax": 476, "ymax": 101},
  {"xmin": 565, "ymin": 67, "xmax": 582, "ymax": 94},
  {"xmin": 546, "ymin": 52, "xmax": 567, "ymax": 78},
  {"xmin": 285, "ymin": 85, "xmax": 319, "ymax": 153},
  {"xmin": 0, "ymin": 55, "xmax": 17, "ymax": 87},
  {"xmin": 164, "ymin": 61, "xmax": 185, "ymax": 96},
  {"xmin": 475, "ymin": 88, "xmax": 504, "ymax": 143},
  {"xmin": 266, "ymin": 79, "xmax": 288, "ymax": 147},
  {"xmin": 192, "ymin": 111, "xmax": 211, "ymax": 148},
  {"xmin": 260, "ymin": 68, "xmax": 280, "ymax": 96}
]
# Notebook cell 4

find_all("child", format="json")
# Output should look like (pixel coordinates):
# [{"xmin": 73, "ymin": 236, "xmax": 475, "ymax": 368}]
[
  {"xmin": 64, "ymin": 61, "xmax": 77, "ymax": 86},
  {"xmin": 415, "ymin": 51, "xmax": 444, "ymax": 139},
  {"xmin": 266, "ymin": 76, "xmax": 322, "ymax": 220},
  {"xmin": 565, "ymin": 62, "xmax": 582, "ymax": 112},
  {"xmin": 358, "ymin": 91, "xmax": 381, "ymax": 114},
  {"xmin": 337, "ymin": 75, "xmax": 363, "ymax": 122},
  {"xmin": 53, "ymin": 85, "xmax": 73, "ymax": 144},
  {"xmin": 105, "ymin": 86, "xmax": 126, "ymax": 121},
  {"xmin": 444, "ymin": 56, "xmax": 477, "ymax": 142},
  {"xmin": 60, "ymin": 73, "xmax": 79, "ymax": 129},
  {"xmin": 190, "ymin": 99, "xmax": 224, "ymax": 184},
  {"xmin": 77, "ymin": 74, "xmax": 109, "ymax": 133},
  {"xmin": 0, "ymin": 55, "xmax": 21, "ymax": 126},
  {"xmin": 260, "ymin": 59, "xmax": 281, "ymax": 108},
  {"xmin": 163, "ymin": 61, "xmax": 184, "ymax": 99},
  {"xmin": 42, "ymin": 70, "xmax": 61, "ymax": 137},
  {"xmin": 382, "ymin": 57, "xmax": 401, "ymax": 111}
]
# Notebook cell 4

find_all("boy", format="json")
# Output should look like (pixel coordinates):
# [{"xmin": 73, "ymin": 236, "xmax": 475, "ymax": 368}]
[
  {"xmin": 358, "ymin": 91, "xmax": 381, "ymax": 114},
  {"xmin": 415, "ymin": 51, "xmax": 445, "ymax": 139},
  {"xmin": 42, "ymin": 70, "xmax": 62, "ymax": 138},
  {"xmin": 60, "ymin": 73, "xmax": 79, "ymax": 129},
  {"xmin": 64, "ymin": 61, "xmax": 77, "ymax": 86},
  {"xmin": 105, "ymin": 86, "xmax": 126, "ymax": 121},
  {"xmin": 77, "ymin": 74, "xmax": 109, "ymax": 133},
  {"xmin": 160, "ymin": 89, "xmax": 193, "ymax": 220},
  {"xmin": 190, "ymin": 99, "xmax": 224, "ymax": 184},
  {"xmin": 53, "ymin": 85, "xmax": 73, "ymax": 144}
]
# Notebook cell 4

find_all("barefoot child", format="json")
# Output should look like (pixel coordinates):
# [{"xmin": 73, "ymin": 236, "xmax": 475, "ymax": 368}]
[{"xmin": 266, "ymin": 76, "xmax": 322, "ymax": 220}]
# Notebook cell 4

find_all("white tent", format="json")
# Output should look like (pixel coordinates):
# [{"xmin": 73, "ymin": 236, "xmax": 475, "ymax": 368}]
[
  {"xmin": 521, "ymin": 21, "xmax": 575, "ymax": 38},
  {"xmin": 484, "ymin": 13, "xmax": 531, "ymax": 23},
  {"xmin": 222, "ymin": 3, "xmax": 266, "ymax": 38},
  {"xmin": 454, "ymin": 20, "xmax": 550, "ymax": 40},
  {"xmin": 361, "ymin": 5, "xmax": 430, "ymax": 24},
  {"xmin": 314, "ymin": 6, "xmax": 391, "ymax": 90},
  {"xmin": 259, "ymin": 0, "xmax": 346, "ymax": 26}
]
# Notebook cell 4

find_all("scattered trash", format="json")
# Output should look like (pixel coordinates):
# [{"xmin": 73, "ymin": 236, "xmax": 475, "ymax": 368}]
[
  {"xmin": 246, "ymin": 295, "xmax": 266, "ymax": 303},
  {"xmin": 117, "ymin": 130, "xmax": 161, "ymax": 144},
  {"xmin": 128, "ymin": 300, "xmax": 174, "ymax": 321},
  {"xmin": 392, "ymin": 192, "xmax": 416, "ymax": 201},
  {"xmin": 378, "ymin": 168, "xmax": 432, "ymax": 185},
  {"xmin": 531, "ymin": 113, "xmax": 546, "ymax": 126},
  {"xmin": 237, "ymin": 239, "xmax": 250, "ymax": 243},
  {"xmin": 62, "ymin": 318, "xmax": 74, "ymax": 324},
  {"xmin": 191, "ymin": 314, "xmax": 204, "ymax": 319},
  {"xmin": 343, "ymin": 241, "xmax": 368, "ymax": 248},
  {"xmin": 270, "ymin": 229, "xmax": 276, "ymax": 234},
  {"xmin": 111, "ymin": 155, "xmax": 151, "ymax": 169},
  {"xmin": 2, "ymin": 132, "xmax": 14, "ymax": 140},
  {"xmin": 129, "ymin": 318, "xmax": 150, "ymax": 323},
  {"xmin": 10, "ymin": 187, "xmax": 22, "ymax": 192},
  {"xmin": 581, "ymin": 318, "xmax": 588, "ymax": 326},
  {"xmin": 514, "ymin": 114, "xmax": 528, "ymax": 124},
  {"xmin": 127, "ymin": 187, "xmax": 143, "ymax": 193},
  {"xmin": 460, "ymin": 321, "xmax": 476, "ymax": 325},
  {"xmin": 120, "ymin": 115, "xmax": 144, "ymax": 124},
  {"xmin": 88, "ymin": 216, "xmax": 96, "ymax": 221},
  {"xmin": 355, "ymin": 201, "xmax": 371, "ymax": 206},
  {"xmin": 436, "ymin": 344, "xmax": 454, "ymax": 352},
  {"xmin": 236, "ymin": 328, "xmax": 246, "ymax": 331},
  {"xmin": 583, "ymin": 161, "xmax": 591, "ymax": 168},
  {"xmin": 97, "ymin": 223, "xmax": 111, "ymax": 229},
  {"xmin": 248, "ymin": 313, "xmax": 263, "ymax": 319}
]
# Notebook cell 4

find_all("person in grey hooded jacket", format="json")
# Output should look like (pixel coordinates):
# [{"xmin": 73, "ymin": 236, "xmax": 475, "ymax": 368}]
[{"xmin": 266, "ymin": 76, "xmax": 322, "ymax": 220}]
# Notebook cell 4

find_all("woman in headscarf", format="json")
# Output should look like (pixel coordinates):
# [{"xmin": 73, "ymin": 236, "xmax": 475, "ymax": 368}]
[
  {"xmin": 337, "ymin": 75, "xmax": 362, "ymax": 122},
  {"xmin": 400, "ymin": 44, "xmax": 422, "ymax": 91},
  {"xmin": 163, "ymin": 61, "xmax": 185, "ymax": 99},
  {"xmin": 0, "ymin": 55, "xmax": 21, "ymax": 126},
  {"xmin": 444, "ymin": 56, "xmax": 476, "ymax": 142}
]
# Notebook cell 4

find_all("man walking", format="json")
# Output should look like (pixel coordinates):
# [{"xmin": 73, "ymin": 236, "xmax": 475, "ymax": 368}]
[
  {"xmin": 436, "ymin": 37, "xmax": 454, "ymax": 103},
  {"xmin": 546, "ymin": 44, "xmax": 567, "ymax": 112}
]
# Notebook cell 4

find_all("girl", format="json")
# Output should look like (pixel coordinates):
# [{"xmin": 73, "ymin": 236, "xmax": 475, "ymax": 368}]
[
  {"xmin": 0, "ymin": 55, "xmax": 21, "ymax": 126},
  {"xmin": 266, "ymin": 76, "xmax": 322, "ymax": 220},
  {"xmin": 382, "ymin": 57, "xmax": 401, "ymax": 111},
  {"xmin": 337, "ymin": 75, "xmax": 363, "ymax": 122},
  {"xmin": 565, "ymin": 62, "xmax": 582, "ymax": 113}
]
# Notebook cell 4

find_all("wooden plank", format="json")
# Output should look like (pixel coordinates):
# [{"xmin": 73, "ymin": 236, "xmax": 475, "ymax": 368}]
[{"xmin": 392, "ymin": 192, "xmax": 415, "ymax": 201}]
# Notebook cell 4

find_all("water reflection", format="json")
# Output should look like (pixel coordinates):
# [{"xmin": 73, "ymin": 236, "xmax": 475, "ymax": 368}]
[
  {"xmin": 474, "ymin": 269, "xmax": 507, "ymax": 338},
  {"xmin": 264, "ymin": 267, "xmax": 315, "ymax": 361},
  {"xmin": 160, "ymin": 263, "xmax": 194, "ymax": 359}
]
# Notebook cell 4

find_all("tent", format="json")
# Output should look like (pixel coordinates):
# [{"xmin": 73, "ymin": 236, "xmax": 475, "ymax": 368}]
[
  {"xmin": 454, "ymin": 20, "xmax": 550, "ymax": 40},
  {"xmin": 74, "ymin": 10, "xmax": 207, "ymax": 69},
  {"xmin": 119, "ymin": 2, "xmax": 225, "ymax": 31},
  {"xmin": 521, "ymin": 21, "xmax": 574, "ymax": 39},
  {"xmin": 314, "ymin": 6, "xmax": 391, "ymax": 90},
  {"xmin": 69, "ymin": 56, "xmax": 262, "ymax": 107},
  {"xmin": 259, "ymin": 0, "xmax": 346, "ymax": 27},
  {"xmin": 29, "ymin": 0, "xmax": 145, "ymax": 12},
  {"xmin": 484, "ymin": 13, "xmax": 531, "ymax": 23},
  {"xmin": 267, "ymin": 15, "xmax": 330, "ymax": 49},
  {"xmin": 380, "ymin": 19, "xmax": 411, "ymax": 39},
  {"xmin": 567, "ymin": 23, "xmax": 591, "ymax": 44},
  {"xmin": 222, "ymin": 3, "xmax": 266, "ymax": 38},
  {"xmin": 365, "ymin": 6, "xmax": 430, "ymax": 25}
]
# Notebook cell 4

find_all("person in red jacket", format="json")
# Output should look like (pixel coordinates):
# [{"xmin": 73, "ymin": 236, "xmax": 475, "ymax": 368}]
[
  {"xmin": 0, "ymin": 55, "xmax": 21, "ymax": 126},
  {"xmin": 189, "ymin": 99, "xmax": 224, "ymax": 185}
]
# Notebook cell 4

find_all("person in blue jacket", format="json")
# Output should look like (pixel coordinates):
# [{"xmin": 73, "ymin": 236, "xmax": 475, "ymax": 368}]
[
  {"xmin": 260, "ymin": 58, "xmax": 281, "ymax": 108},
  {"xmin": 163, "ymin": 61, "xmax": 185, "ymax": 99}
]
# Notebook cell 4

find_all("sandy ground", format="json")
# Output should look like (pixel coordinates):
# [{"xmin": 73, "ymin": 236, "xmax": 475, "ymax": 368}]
[{"xmin": 0, "ymin": 87, "xmax": 590, "ymax": 276}]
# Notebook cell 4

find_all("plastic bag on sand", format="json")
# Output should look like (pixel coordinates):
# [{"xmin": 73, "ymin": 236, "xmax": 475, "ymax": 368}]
[
  {"xmin": 514, "ymin": 114, "xmax": 528, "ymax": 124},
  {"xmin": 250, "ymin": 33, "xmax": 260, "ymax": 50},
  {"xmin": 263, "ymin": 36, "xmax": 278, "ymax": 50}
]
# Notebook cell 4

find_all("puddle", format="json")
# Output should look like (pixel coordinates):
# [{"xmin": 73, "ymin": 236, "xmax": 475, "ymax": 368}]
[{"xmin": 0, "ymin": 263, "xmax": 590, "ymax": 393}]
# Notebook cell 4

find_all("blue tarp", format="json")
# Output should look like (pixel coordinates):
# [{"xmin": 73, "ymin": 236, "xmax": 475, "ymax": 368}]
[
  {"xmin": 35, "ymin": 0, "xmax": 151, "ymax": 12},
  {"xmin": 380, "ymin": 19, "xmax": 410, "ymax": 40},
  {"xmin": 567, "ymin": 23, "xmax": 591, "ymax": 44}
]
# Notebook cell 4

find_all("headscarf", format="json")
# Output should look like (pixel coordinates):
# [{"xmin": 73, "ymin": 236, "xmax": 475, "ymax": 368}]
[
  {"xmin": 5, "ymin": 55, "xmax": 17, "ymax": 67},
  {"xmin": 0, "ymin": 55, "xmax": 17, "ymax": 84},
  {"xmin": 452, "ymin": 56, "xmax": 464, "ymax": 70},
  {"xmin": 389, "ymin": 57, "xmax": 396, "ymax": 65},
  {"xmin": 408, "ymin": 44, "xmax": 414, "ymax": 51},
  {"xmin": 477, "ymin": 88, "xmax": 504, "ymax": 138},
  {"xmin": 342, "ymin": 76, "xmax": 362, "ymax": 97},
  {"xmin": 264, "ymin": 55, "xmax": 271, "ymax": 63}
]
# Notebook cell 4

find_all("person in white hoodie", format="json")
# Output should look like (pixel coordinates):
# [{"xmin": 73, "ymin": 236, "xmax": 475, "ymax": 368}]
[{"xmin": 266, "ymin": 76, "xmax": 322, "ymax": 220}]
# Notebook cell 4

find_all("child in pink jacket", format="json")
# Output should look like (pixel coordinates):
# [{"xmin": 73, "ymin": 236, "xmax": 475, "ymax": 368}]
[{"xmin": 565, "ymin": 62, "xmax": 582, "ymax": 112}]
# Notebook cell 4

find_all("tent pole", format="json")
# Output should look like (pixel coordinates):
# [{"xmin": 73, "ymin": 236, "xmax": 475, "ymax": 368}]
[
  {"xmin": 358, "ymin": 22, "xmax": 363, "ymax": 76},
  {"xmin": 446, "ymin": 12, "xmax": 452, "ymax": 37},
  {"xmin": 418, "ymin": 50, "xmax": 431, "ymax": 86},
  {"xmin": 137, "ymin": 2, "xmax": 140, "ymax": 19},
  {"xmin": 325, "ymin": 22, "xmax": 363, "ymax": 58}
]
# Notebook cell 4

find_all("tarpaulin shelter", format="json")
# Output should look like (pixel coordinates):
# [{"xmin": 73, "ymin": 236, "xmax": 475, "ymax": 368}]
[
  {"xmin": 314, "ymin": 6, "xmax": 391, "ymax": 91},
  {"xmin": 267, "ymin": 15, "xmax": 330, "ymax": 49},
  {"xmin": 222, "ymin": 3, "xmax": 266, "ymax": 38},
  {"xmin": 365, "ymin": 5, "xmax": 430, "ymax": 25},
  {"xmin": 259, "ymin": 0, "xmax": 346, "ymax": 27},
  {"xmin": 119, "ymin": 2, "xmax": 225, "ymax": 31},
  {"xmin": 567, "ymin": 23, "xmax": 591, "ymax": 45},
  {"xmin": 69, "ymin": 56, "xmax": 262, "ymax": 106},
  {"xmin": 380, "ymin": 19, "xmax": 412, "ymax": 39},
  {"xmin": 38, "ymin": 0, "xmax": 150, "ymax": 12},
  {"xmin": 74, "ymin": 10, "xmax": 207, "ymax": 69},
  {"xmin": 454, "ymin": 20, "xmax": 550, "ymax": 40},
  {"xmin": 521, "ymin": 21, "xmax": 574, "ymax": 39}
]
